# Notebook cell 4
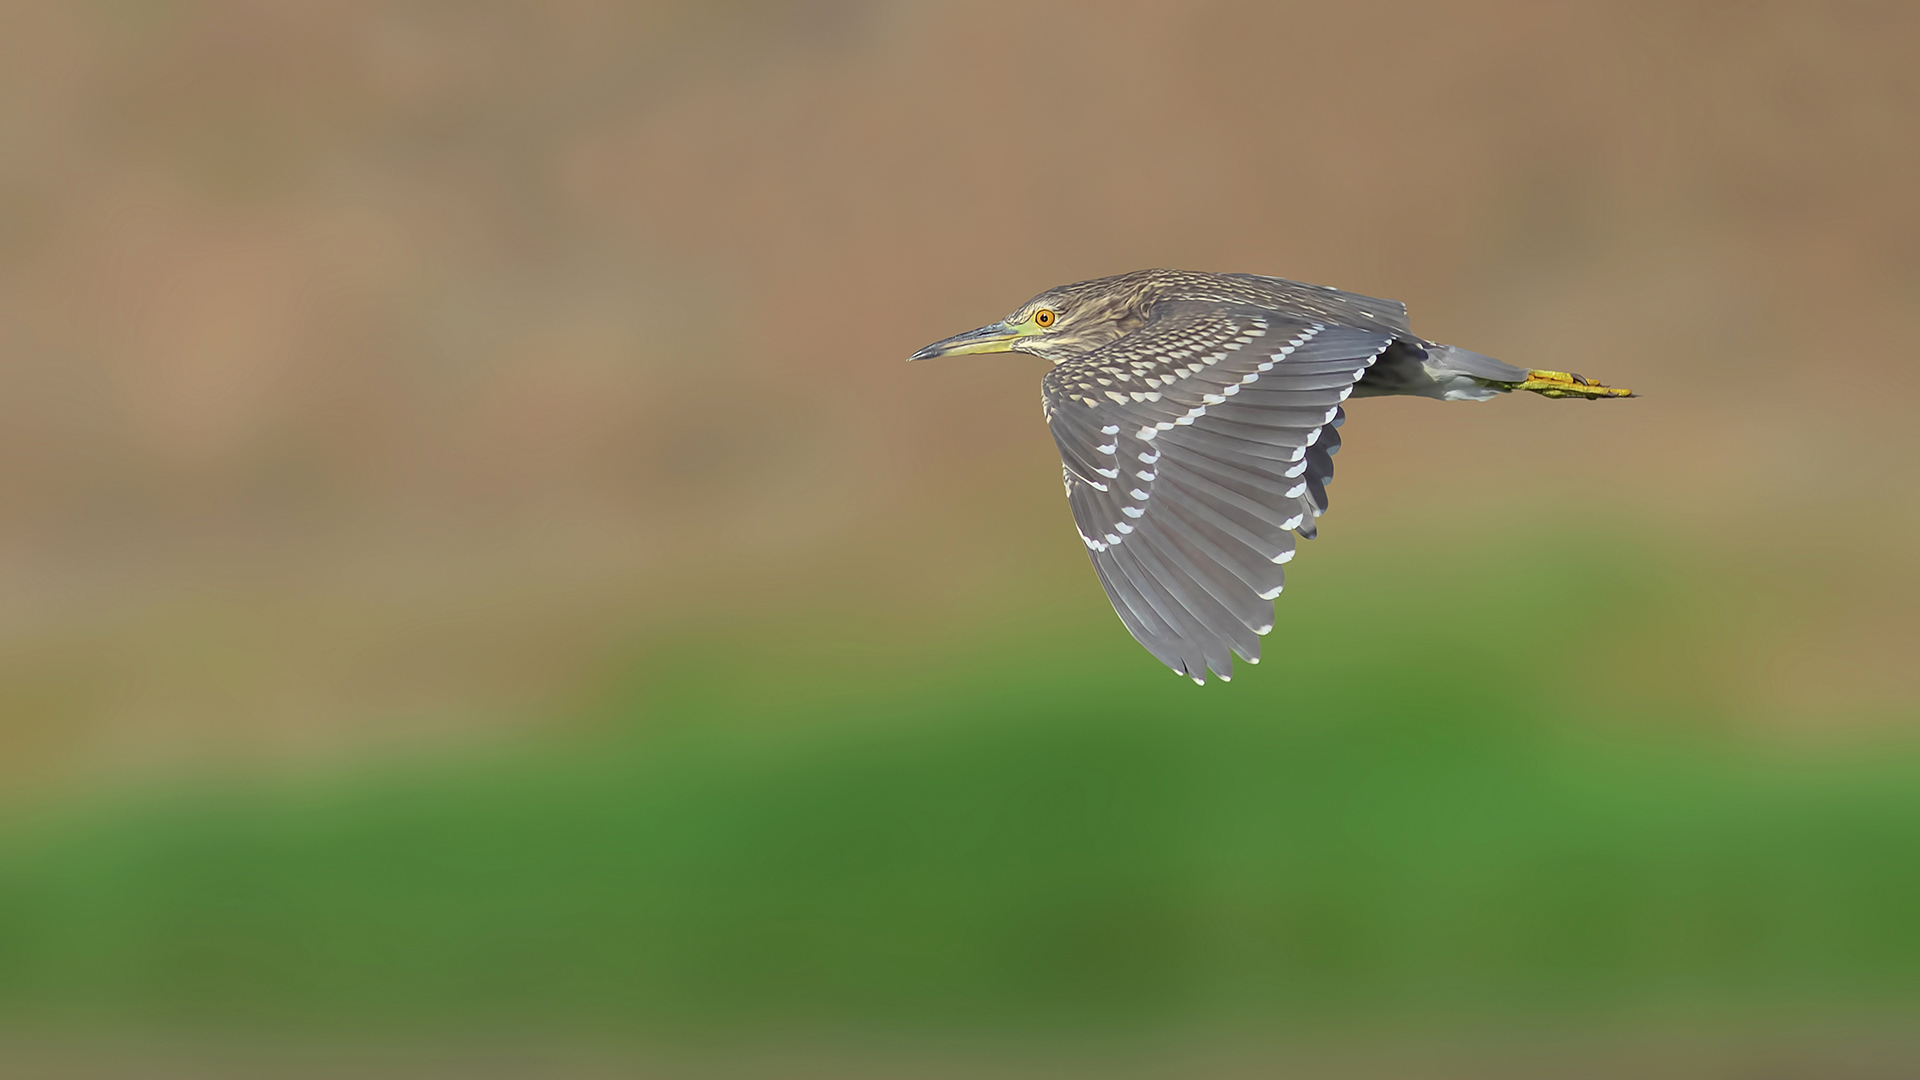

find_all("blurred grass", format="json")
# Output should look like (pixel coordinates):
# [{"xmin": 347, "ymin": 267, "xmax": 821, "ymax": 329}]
[{"xmin": 1, "ymin": 527, "xmax": 1917, "ymax": 1040}]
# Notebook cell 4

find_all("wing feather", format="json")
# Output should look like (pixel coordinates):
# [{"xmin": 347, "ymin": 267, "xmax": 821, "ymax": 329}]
[
  {"xmin": 1103, "ymin": 543, "xmax": 1210, "ymax": 677},
  {"xmin": 1124, "ymin": 529, "xmax": 1257, "ymax": 670},
  {"xmin": 1043, "ymin": 302, "xmax": 1393, "ymax": 682},
  {"xmin": 1157, "ymin": 478, "xmax": 1298, "ymax": 564}
]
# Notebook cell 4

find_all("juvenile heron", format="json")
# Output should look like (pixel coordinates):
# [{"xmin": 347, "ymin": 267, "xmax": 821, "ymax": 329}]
[{"xmin": 910, "ymin": 269, "xmax": 1632, "ymax": 684}]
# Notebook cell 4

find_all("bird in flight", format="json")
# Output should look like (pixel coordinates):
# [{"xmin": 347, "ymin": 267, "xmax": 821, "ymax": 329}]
[{"xmin": 910, "ymin": 269, "xmax": 1632, "ymax": 684}]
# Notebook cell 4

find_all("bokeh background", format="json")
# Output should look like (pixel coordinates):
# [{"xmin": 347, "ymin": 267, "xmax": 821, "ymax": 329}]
[{"xmin": 3, "ymin": 1, "xmax": 1919, "ymax": 1075}]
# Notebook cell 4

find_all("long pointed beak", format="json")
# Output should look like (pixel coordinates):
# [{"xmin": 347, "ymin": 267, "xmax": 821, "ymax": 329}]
[{"xmin": 907, "ymin": 322, "xmax": 1021, "ymax": 361}]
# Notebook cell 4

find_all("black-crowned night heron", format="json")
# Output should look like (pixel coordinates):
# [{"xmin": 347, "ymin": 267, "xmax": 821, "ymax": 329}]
[{"xmin": 910, "ymin": 268, "xmax": 1632, "ymax": 684}]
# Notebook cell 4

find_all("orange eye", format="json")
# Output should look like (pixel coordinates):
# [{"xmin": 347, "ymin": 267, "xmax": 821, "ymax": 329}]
[{"xmin": 1034, "ymin": 308, "xmax": 1056, "ymax": 327}]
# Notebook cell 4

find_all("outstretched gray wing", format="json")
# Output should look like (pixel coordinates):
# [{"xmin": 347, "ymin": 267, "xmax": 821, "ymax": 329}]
[{"xmin": 1041, "ymin": 302, "xmax": 1395, "ymax": 684}]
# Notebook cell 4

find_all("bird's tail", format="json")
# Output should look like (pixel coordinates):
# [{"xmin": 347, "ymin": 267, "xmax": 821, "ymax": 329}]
[{"xmin": 1427, "ymin": 344, "xmax": 1634, "ymax": 400}]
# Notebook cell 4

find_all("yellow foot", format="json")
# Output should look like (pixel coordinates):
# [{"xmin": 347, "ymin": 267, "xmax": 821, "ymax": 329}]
[{"xmin": 1508, "ymin": 369, "xmax": 1635, "ymax": 399}]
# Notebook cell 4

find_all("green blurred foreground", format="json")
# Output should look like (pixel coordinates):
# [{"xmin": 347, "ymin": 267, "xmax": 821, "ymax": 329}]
[{"xmin": 1, "ymin": 531, "xmax": 1917, "ymax": 1040}]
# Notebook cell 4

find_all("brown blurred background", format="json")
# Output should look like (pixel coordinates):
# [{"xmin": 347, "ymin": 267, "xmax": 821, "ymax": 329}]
[
  {"xmin": 2, "ymin": 2, "xmax": 1919, "ymax": 1073},
  {"xmin": 4, "ymin": 0, "xmax": 1915, "ymax": 782}
]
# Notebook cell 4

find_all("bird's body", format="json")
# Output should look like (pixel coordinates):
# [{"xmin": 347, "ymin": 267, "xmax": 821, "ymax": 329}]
[{"xmin": 910, "ymin": 269, "xmax": 1630, "ymax": 684}]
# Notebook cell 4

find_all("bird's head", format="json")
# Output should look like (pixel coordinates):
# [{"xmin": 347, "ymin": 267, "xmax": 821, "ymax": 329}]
[{"xmin": 908, "ymin": 274, "xmax": 1153, "ymax": 364}]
